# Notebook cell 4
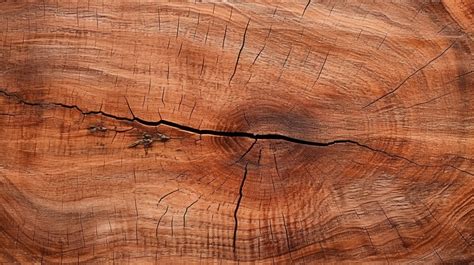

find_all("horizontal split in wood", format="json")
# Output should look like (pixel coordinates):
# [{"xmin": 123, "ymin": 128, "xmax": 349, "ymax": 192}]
[{"xmin": 1, "ymin": 88, "xmax": 471, "ymax": 177}]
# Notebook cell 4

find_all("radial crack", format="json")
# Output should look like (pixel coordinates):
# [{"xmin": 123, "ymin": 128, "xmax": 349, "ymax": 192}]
[
  {"xmin": 312, "ymin": 52, "xmax": 329, "ymax": 88},
  {"xmin": 158, "ymin": 189, "xmax": 180, "ymax": 204},
  {"xmin": 233, "ymin": 163, "xmax": 248, "ymax": 253},
  {"xmin": 184, "ymin": 196, "xmax": 201, "ymax": 227},
  {"xmin": 235, "ymin": 139, "xmax": 257, "ymax": 164},
  {"xmin": 363, "ymin": 41, "xmax": 455, "ymax": 108},
  {"xmin": 229, "ymin": 19, "xmax": 250, "ymax": 85},
  {"xmin": 302, "ymin": 0, "xmax": 312, "ymax": 17},
  {"xmin": 155, "ymin": 206, "xmax": 169, "ymax": 239}
]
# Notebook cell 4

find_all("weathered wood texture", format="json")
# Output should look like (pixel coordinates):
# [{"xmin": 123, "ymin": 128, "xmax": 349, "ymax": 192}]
[{"xmin": 0, "ymin": 0, "xmax": 473, "ymax": 263}]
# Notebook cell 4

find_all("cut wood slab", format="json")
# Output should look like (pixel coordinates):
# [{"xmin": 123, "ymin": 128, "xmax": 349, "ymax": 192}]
[{"xmin": 0, "ymin": 1, "xmax": 472, "ymax": 263}]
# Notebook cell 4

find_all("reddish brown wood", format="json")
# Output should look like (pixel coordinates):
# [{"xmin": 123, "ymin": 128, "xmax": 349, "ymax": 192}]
[{"xmin": 0, "ymin": 1, "xmax": 472, "ymax": 263}]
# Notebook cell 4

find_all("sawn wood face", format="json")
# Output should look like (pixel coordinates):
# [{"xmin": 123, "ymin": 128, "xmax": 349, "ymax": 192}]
[{"xmin": 0, "ymin": 1, "xmax": 472, "ymax": 263}]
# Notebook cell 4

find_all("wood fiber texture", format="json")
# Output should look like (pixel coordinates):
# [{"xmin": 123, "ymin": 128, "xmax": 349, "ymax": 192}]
[{"xmin": 0, "ymin": 0, "xmax": 473, "ymax": 264}]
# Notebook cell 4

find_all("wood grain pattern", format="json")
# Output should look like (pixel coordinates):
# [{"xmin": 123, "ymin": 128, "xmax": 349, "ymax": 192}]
[{"xmin": 0, "ymin": 0, "xmax": 472, "ymax": 263}]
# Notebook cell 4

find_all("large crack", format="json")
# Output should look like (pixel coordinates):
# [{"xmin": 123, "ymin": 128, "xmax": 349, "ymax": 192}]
[
  {"xmin": 233, "ymin": 163, "xmax": 248, "ymax": 253},
  {"xmin": 0, "ymin": 88, "xmax": 370, "ymax": 148},
  {"xmin": 0, "ymin": 88, "xmax": 472, "ymax": 176}
]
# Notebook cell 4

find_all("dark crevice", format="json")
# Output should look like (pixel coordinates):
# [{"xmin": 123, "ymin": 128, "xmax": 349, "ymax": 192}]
[
  {"xmin": 380, "ymin": 204, "xmax": 408, "ymax": 249},
  {"xmin": 158, "ymin": 189, "xmax": 180, "ymax": 204},
  {"xmin": 363, "ymin": 41, "xmax": 456, "ymax": 109},
  {"xmin": 155, "ymin": 206, "xmax": 169, "ymax": 240},
  {"xmin": 222, "ymin": 25, "xmax": 227, "ymax": 49},
  {"xmin": 234, "ymin": 139, "xmax": 257, "ymax": 164},
  {"xmin": 183, "ymin": 196, "xmax": 201, "ymax": 228},
  {"xmin": 252, "ymin": 25, "xmax": 272, "ymax": 66},
  {"xmin": 273, "ymin": 153, "xmax": 282, "ymax": 179},
  {"xmin": 229, "ymin": 19, "xmax": 250, "ymax": 85},
  {"xmin": 0, "ymin": 88, "xmax": 366, "ymax": 148},
  {"xmin": 233, "ymin": 163, "xmax": 248, "ymax": 254},
  {"xmin": 0, "ymin": 89, "xmax": 472, "ymax": 176},
  {"xmin": 302, "ymin": 0, "xmax": 312, "ymax": 17},
  {"xmin": 312, "ymin": 51, "xmax": 329, "ymax": 88},
  {"xmin": 383, "ymin": 71, "xmax": 472, "ymax": 113},
  {"xmin": 449, "ymin": 165, "xmax": 474, "ymax": 176}
]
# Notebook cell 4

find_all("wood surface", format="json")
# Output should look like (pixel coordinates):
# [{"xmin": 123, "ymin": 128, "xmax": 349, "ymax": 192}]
[{"xmin": 0, "ymin": 0, "xmax": 473, "ymax": 264}]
